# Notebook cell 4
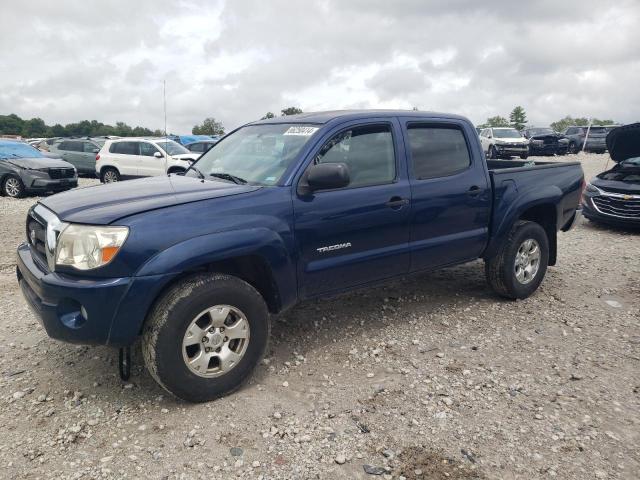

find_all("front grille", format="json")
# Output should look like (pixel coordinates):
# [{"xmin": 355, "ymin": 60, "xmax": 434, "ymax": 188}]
[
  {"xmin": 48, "ymin": 168, "xmax": 75, "ymax": 179},
  {"xmin": 592, "ymin": 195, "xmax": 640, "ymax": 219},
  {"xmin": 26, "ymin": 213, "xmax": 47, "ymax": 264}
]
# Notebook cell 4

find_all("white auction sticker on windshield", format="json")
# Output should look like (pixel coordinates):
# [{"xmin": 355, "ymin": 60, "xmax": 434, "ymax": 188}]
[{"xmin": 283, "ymin": 126, "xmax": 318, "ymax": 136}]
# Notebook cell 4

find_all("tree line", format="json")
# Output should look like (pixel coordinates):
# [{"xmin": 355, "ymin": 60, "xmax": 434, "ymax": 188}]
[
  {"xmin": 0, "ymin": 113, "xmax": 163, "ymax": 138},
  {"xmin": 477, "ymin": 106, "xmax": 617, "ymax": 132},
  {"xmin": 191, "ymin": 107, "xmax": 304, "ymax": 135}
]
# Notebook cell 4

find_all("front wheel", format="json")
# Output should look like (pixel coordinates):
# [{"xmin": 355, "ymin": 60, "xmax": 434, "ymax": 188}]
[
  {"xmin": 142, "ymin": 273, "xmax": 270, "ymax": 402},
  {"xmin": 485, "ymin": 220, "xmax": 549, "ymax": 299},
  {"xmin": 520, "ymin": 154, "xmax": 529, "ymax": 160},
  {"xmin": 568, "ymin": 142, "xmax": 578, "ymax": 154},
  {"xmin": 488, "ymin": 145, "xmax": 498, "ymax": 159},
  {"xmin": 2, "ymin": 175, "xmax": 25, "ymax": 198}
]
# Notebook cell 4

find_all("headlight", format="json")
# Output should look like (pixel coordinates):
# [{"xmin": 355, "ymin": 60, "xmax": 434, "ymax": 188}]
[
  {"xmin": 55, "ymin": 224, "xmax": 129, "ymax": 270},
  {"xmin": 584, "ymin": 183, "xmax": 602, "ymax": 195}
]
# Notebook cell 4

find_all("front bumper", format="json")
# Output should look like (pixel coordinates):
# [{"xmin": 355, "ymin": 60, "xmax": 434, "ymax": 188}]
[
  {"xmin": 25, "ymin": 175, "xmax": 78, "ymax": 192},
  {"xmin": 16, "ymin": 243, "xmax": 175, "ymax": 346},
  {"xmin": 494, "ymin": 144, "xmax": 529, "ymax": 156},
  {"xmin": 582, "ymin": 193, "xmax": 640, "ymax": 227}
]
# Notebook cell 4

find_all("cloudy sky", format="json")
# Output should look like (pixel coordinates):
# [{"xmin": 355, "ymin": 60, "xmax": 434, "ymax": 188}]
[{"xmin": 2, "ymin": 0, "xmax": 639, "ymax": 133}]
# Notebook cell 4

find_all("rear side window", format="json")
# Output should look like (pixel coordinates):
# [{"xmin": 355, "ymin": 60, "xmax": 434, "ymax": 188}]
[
  {"xmin": 59, "ymin": 141, "xmax": 82, "ymax": 152},
  {"xmin": 110, "ymin": 141, "xmax": 139, "ymax": 155},
  {"xmin": 82, "ymin": 142, "xmax": 97, "ymax": 153},
  {"xmin": 407, "ymin": 125, "xmax": 471, "ymax": 179},
  {"xmin": 188, "ymin": 143, "xmax": 205, "ymax": 153},
  {"xmin": 315, "ymin": 124, "xmax": 396, "ymax": 188}
]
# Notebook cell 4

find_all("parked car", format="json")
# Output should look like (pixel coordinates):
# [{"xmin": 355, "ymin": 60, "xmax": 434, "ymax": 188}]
[
  {"xmin": 50, "ymin": 138, "xmax": 104, "ymax": 175},
  {"xmin": 16, "ymin": 110, "xmax": 583, "ymax": 402},
  {"xmin": 563, "ymin": 126, "xmax": 608, "ymax": 154},
  {"xmin": 0, "ymin": 140, "xmax": 77, "ymax": 198},
  {"xmin": 582, "ymin": 123, "xmax": 640, "ymax": 227},
  {"xmin": 96, "ymin": 137, "xmax": 200, "ymax": 183},
  {"xmin": 184, "ymin": 139, "xmax": 219, "ymax": 154},
  {"xmin": 479, "ymin": 127, "xmax": 529, "ymax": 159},
  {"xmin": 522, "ymin": 127, "xmax": 569, "ymax": 156}
]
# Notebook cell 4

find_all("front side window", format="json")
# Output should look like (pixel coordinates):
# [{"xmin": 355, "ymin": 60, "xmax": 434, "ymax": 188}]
[
  {"xmin": 190, "ymin": 123, "xmax": 319, "ymax": 185},
  {"xmin": 314, "ymin": 124, "xmax": 396, "ymax": 188},
  {"xmin": 140, "ymin": 142, "xmax": 160, "ymax": 157},
  {"xmin": 407, "ymin": 126, "xmax": 471, "ymax": 179}
]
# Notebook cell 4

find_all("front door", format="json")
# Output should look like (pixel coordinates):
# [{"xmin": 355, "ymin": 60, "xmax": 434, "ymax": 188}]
[
  {"xmin": 401, "ymin": 119, "xmax": 491, "ymax": 272},
  {"xmin": 293, "ymin": 120, "xmax": 412, "ymax": 298},
  {"xmin": 138, "ymin": 142, "xmax": 165, "ymax": 177}
]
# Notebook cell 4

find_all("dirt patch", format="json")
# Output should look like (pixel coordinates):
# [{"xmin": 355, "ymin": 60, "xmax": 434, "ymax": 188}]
[{"xmin": 396, "ymin": 446, "xmax": 483, "ymax": 479}]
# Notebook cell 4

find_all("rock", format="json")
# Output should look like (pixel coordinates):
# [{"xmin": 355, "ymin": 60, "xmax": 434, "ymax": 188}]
[
  {"xmin": 273, "ymin": 412, "xmax": 282, "ymax": 419},
  {"xmin": 381, "ymin": 449, "xmax": 395, "ymax": 459},
  {"xmin": 363, "ymin": 464, "xmax": 387, "ymax": 475},
  {"xmin": 252, "ymin": 460, "xmax": 261, "ymax": 468},
  {"xmin": 12, "ymin": 391, "xmax": 26, "ymax": 400},
  {"xmin": 570, "ymin": 373, "xmax": 583, "ymax": 381},
  {"xmin": 282, "ymin": 381, "xmax": 289, "ymax": 387},
  {"xmin": 335, "ymin": 454, "xmax": 346, "ymax": 464},
  {"xmin": 100, "ymin": 456, "xmax": 113, "ymax": 463},
  {"xmin": 230, "ymin": 447, "xmax": 243, "ymax": 457},
  {"xmin": 436, "ymin": 352, "xmax": 444, "ymax": 358}
]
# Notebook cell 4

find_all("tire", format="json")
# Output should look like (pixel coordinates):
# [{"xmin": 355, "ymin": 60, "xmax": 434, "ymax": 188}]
[
  {"xmin": 100, "ymin": 167, "xmax": 120, "ymax": 183},
  {"xmin": 142, "ymin": 273, "xmax": 270, "ymax": 402},
  {"xmin": 568, "ymin": 142, "xmax": 578, "ymax": 154},
  {"xmin": 520, "ymin": 154, "xmax": 528, "ymax": 160},
  {"xmin": 485, "ymin": 220, "xmax": 549, "ymax": 300},
  {"xmin": 488, "ymin": 145, "xmax": 497, "ymax": 159},
  {"xmin": 2, "ymin": 175, "xmax": 25, "ymax": 198}
]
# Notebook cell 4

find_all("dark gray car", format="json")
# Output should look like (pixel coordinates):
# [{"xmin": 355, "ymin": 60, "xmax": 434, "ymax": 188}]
[
  {"xmin": 50, "ymin": 138, "xmax": 103, "ymax": 174},
  {"xmin": 563, "ymin": 126, "xmax": 608, "ymax": 154},
  {"xmin": 0, "ymin": 140, "xmax": 78, "ymax": 198}
]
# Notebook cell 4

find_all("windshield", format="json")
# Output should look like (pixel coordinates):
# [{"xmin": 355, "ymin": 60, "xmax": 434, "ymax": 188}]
[
  {"xmin": 494, "ymin": 129, "xmax": 522, "ymax": 139},
  {"xmin": 621, "ymin": 156, "xmax": 640, "ymax": 167},
  {"xmin": 528, "ymin": 128, "xmax": 554, "ymax": 136},
  {"xmin": 0, "ymin": 142, "xmax": 44, "ymax": 159},
  {"xmin": 187, "ymin": 123, "xmax": 319, "ymax": 185},
  {"xmin": 156, "ymin": 140, "xmax": 190, "ymax": 156}
]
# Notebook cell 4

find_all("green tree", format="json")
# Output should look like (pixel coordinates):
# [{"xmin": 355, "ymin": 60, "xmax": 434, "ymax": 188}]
[
  {"xmin": 21, "ymin": 117, "xmax": 47, "ymax": 137},
  {"xmin": 509, "ymin": 106, "xmax": 527, "ymax": 130},
  {"xmin": 281, "ymin": 107, "xmax": 303, "ymax": 116},
  {"xmin": 478, "ymin": 116, "xmax": 510, "ymax": 129},
  {"xmin": 261, "ymin": 112, "xmax": 275, "ymax": 120},
  {"xmin": 192, "ymin": 117, "xmax": 225, "ymax": 135}
]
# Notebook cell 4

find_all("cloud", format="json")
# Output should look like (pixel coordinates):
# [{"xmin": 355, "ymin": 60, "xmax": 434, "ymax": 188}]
[{"xmin": 1, "ymin": 0, "xmax": 639, "ymax": 133}]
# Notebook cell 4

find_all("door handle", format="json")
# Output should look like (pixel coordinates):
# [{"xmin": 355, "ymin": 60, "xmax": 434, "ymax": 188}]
[
  {"xmin": 386, "ymin": 196, "xmax": 409, "ymax": 209},
  {"xmin": 467, "ymin": 185, "xmax": 482, "ymax": 196}
]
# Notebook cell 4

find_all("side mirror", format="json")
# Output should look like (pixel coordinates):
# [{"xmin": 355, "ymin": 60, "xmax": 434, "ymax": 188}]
[
  {"xmin": 154, "ymin": 151, "xmax": 163, "ymax": 158},
  {"xmin": 299, "ymin": 162, "xmax": 350, "ymax": 195}
]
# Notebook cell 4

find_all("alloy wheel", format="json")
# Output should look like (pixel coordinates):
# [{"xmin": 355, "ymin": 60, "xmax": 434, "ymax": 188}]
[
  {"xmin": 514, "ymin": 239, "xmax": 541, "ymax": 285},
  {"xmin": 182, "ymin": 305, "xmax": 250, "ymax": 378},
  {"xmin": 4, "ymin": 177, "xmax": 21, "ymax": 197}
]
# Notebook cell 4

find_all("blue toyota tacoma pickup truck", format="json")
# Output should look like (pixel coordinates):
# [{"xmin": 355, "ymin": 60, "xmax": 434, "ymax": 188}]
[{"xmin": 16, "ymin": 110, "xmax": 584, "ymax": 402}]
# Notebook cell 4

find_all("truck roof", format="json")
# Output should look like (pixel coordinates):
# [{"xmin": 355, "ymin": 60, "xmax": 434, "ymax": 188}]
[{"xmin": 251, "ymin": 109, "xmax": 469, "ymax": 125}]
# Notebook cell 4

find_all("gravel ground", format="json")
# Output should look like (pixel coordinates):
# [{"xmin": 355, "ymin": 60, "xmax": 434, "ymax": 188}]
[{"xmin": 0, "ymin": 154, "xmax": 638, "ymax": 480}]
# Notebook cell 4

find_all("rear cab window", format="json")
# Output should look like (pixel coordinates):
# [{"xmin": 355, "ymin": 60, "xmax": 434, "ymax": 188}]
[{"xmin": 406, "ymin": 124, "xmax": 472, "ymax": 179}]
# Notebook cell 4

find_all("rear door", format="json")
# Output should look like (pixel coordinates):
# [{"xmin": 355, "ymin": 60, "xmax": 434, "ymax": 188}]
[
  {"xmin": 79, "ymin": 141, "xmax": 99, "ymax": 173},
  {"xmin": 110, "ymin": 141, "xmax": 140, "ymax": 176},
  {"xmin": 292, "ymin": 119, "xmax": 412, "ymax": 297},
  {"xmin": 401, "ymin": 119, "xmax": 491, "ymax": 272}
]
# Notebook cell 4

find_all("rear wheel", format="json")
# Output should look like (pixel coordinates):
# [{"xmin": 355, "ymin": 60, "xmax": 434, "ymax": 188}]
[
  {"xmin": 2, "ymin": 175, "xmax": 25, "ymax": 198},
  {"xmin": 142, "ymin": 273, "xmax": 270, "ymax": 402},
  {"xmin": 485, "ymin": 220, "xmax": 549, "ymax": 299},
  {"xmin": 101, "ymin": 167, "xmax": 120, "ymax": 183},
  {"xmin": 520, "ymin": 154, "xmax": 529, "ymax": 160}
]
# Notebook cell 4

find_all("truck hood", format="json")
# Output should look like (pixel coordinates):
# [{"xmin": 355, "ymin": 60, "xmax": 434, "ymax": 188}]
[
  {"xmin": 40, "ymin": 175, "xmax": 261, "ymax": 224},
  {"xmin": 606, "ymin": 123, "xmax": 640, "ymax": 162}
]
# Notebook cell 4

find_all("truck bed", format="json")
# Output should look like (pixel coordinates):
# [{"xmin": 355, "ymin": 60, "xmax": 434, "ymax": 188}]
[{"xmin": 483, "ymin": 158, "xmax": 584, "ymax": 260}]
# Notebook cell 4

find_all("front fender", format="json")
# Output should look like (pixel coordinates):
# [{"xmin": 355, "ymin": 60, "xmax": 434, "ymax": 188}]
[{"xmin": 135, "ymin": 227, "xmax": 297, "ymax": 306}]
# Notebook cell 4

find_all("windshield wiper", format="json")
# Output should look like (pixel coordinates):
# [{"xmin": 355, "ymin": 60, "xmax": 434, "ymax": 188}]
[{"xmin": 209, "ymin": 172, "xmax": 247, "ymax": 184}]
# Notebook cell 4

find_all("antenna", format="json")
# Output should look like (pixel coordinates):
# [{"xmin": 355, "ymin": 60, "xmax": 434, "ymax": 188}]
[{"xmin": 163, "ymin": 79, "xmax": 167, "ymax": 138}]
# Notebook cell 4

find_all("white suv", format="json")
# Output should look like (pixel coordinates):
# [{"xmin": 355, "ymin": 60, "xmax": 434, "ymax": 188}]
[
  {"xmin": 96, "ymin": 138, "xmax": 200, "ymax": 183},
  {"xmin": 479, "ymin": 127, "xmax": 529, "ymax": 159}
]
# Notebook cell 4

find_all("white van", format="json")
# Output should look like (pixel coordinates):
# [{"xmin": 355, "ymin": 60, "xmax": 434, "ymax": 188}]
[{"xmin": 96, "ymin": 138, "xmax": 200, "ymax": 183}]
